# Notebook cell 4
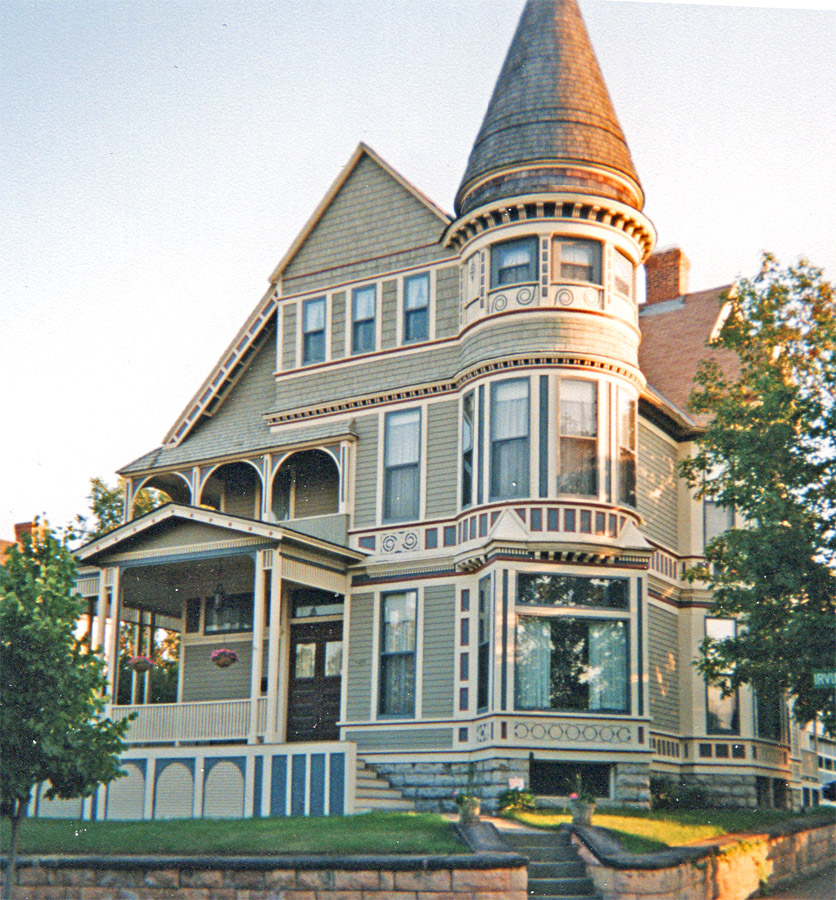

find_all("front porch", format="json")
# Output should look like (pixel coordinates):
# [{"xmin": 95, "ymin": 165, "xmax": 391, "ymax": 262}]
[{"xmin": 111, "ymin": 697, "xmax": 268, "ymax": 744}]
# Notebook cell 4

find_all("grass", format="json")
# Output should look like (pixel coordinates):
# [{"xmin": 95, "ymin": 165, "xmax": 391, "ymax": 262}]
[
  {"xmin": 0, "ymin": 811, "xmax": 467, "ymax": 857},
  {"xmin": 504, "ymin": 805, "xmax": 836, "ymax": 854}
]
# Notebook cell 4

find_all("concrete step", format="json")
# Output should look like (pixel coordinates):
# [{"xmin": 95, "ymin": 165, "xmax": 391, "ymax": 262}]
[
  {"xmin": 528, "ymin": 876, "xmax": 598, "ymax": 896},
  {"xmin": 528, "ymin": 860, "xmax": 588, "ymax": 879},
  {"xmin": 355, "ymin": 758, "xmax": 415, "ymax": 812}
]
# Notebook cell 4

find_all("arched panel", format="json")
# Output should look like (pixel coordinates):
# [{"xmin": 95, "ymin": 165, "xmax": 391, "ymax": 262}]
[
  {"xmin": 199, "ymin": 461, "xmax": 263, "ymax": 518},
  {"xmin": 134, "ymin": 472, "xmax": 193, "ymax": 510},
  {"xmin": 271, "ymin": 449, "xmax": 339, "ymax": 521},
  {"xmin": 203, "ymin": 760, "xmax": 245, "ymax": 818},
  {"xmin": 106, "ymin": 762, "xmax": 145, "ymax": 820},
  {"xmin": 154, "ymin": 761, "xmax": 193, "ymax": 819}
]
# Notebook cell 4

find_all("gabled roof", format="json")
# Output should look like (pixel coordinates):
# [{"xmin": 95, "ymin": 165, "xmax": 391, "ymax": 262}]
[
  {"xmin": 456, "ymin": 0, "xmax": 642, "ymax": 215},
  {"xmin": 75, "ymin": 503, "xmax": 366, "ymax": 565},
  {"xmin": 270, "ymin": 143, "xmax": 451, "ymax": 284},
  {"xmin": 639, "ymin": 287, "xmax": 740, "ymax": 427}
]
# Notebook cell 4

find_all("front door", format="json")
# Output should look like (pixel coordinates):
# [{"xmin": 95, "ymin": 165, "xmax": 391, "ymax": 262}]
[{"xmin": 286, "ymin": 621, "xmax": 342, "ymax": 742}]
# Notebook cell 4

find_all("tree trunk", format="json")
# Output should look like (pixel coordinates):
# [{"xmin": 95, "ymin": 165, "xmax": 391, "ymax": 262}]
[{"xmin": 3, "ymin": 796, "xmax": 28, "ymax": 900}]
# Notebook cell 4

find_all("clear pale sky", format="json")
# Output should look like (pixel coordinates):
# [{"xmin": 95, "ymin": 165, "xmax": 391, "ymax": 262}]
[{"xmin": 2, "ymin": 0, "xmax": 834, "ymax": 540}]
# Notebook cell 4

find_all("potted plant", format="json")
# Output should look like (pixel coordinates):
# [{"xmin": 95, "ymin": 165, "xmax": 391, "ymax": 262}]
[
  {"xmin": 454, "ymin": 762, "xmax": 481, "ymax": 825},
  {"xmin": 569, "ymin": 773, "xmax": 595, "ymax": 825},
  {"xmin": 211, "ymin": 648, "xmax": 238, "ymax": 669},
  {"xmin": 128, "ymin": 654, "xmax": 155, "ymax": 674}
]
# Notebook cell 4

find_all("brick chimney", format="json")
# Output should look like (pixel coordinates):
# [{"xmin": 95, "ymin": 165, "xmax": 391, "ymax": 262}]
[{"xmin": 645, "ymin": 247, "xmax": 690, "ymax": 304}]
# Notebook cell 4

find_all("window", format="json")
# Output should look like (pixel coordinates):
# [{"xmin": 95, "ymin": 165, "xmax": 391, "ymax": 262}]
[
  {"xmin": 491, "ymin": 237, "xmax": 538, "ymax": 287},
  {"xmin": 204, "ymin": 592, "xmax": 254, "ymax": 635},
  {"xmin": 383, "ymin": 409, "xmax": 421, "ymax": 522},
  {"xmin": 515, "ymin": 616, "xmax": 629, "ymax": 712},
  {"xmin": 185, "ymin": 598, "xmax": 201, "ymax": 633},
  {"xmin": 755, "ymin": 681, "xmax": 783, "ymax": 741},
  {"xmin": 379, "ymin": 591, "xmax": 416, "ymax": 716},
  {"xmin": 461, "ymin": 392, "xmax": 474, "ymax": 508},
  {"xmin": 618, "ymin": 389, "xmax": 637, "ymax": 507},
  {"xmin": 517, "ymin": 574, "xmax": 628, "ymax": 610},
  {"xmin": 403, "ymin": 273, "xmax": 429, "ymax": 343},
  {"xmin": 351, "ymin": 285, "xmax": 376, "ymax": 354},
  {"xmin": 477, "ymin": 576, "xmax": 491, "ymax": 711},
  {"xmin": 490, "ymin": 378, "xmax": 529, "ymax": 500},
  {"xmin": 614, "ymin": 250, "xmax": 633, "ymax": 297},
  {"xmin": 302, "ymin": 296, "xmax": 326, "ymax": 364},
  {"xmin": 558, "ymin": 379, "xmax": 598, "ymax": 495},
  {"xmin": 704, "ymin": 498, "xmax": 734, "ymax": 546},
  {"xmin": 552, "ymin": 238, "xmax": 602, "ymax": 284},
  {"xmin": 705, "ymin": 618, "xmax": 739, "ymax": 734}
]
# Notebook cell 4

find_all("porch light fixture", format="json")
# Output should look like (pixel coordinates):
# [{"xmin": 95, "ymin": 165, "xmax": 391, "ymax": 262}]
[{"xmin": 211, "ymin": 561, "xmax": 228, "ymax": 607}]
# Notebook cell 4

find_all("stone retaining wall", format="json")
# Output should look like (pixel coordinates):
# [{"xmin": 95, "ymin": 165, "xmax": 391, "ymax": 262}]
[
  {"xmin": 572, "ymin": 816, "xmax": 835, "ymax": 900},
  {"xmin": 2, "ymin": 853, "xmax": 527, "ymax": 900}
]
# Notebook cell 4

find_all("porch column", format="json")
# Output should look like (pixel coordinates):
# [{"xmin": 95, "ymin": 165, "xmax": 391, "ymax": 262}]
[
  {"xmin": 92, "ymin": 569, "xmax": 108, "ymax": 652},
  {"xmin": 265, "ymin": 550, "xmax": 283, "ymax": 744},
  {"xmin": 105, "ymin": 568, "xmax": 122, "ymax": 707},
  {"xmin": 248, "ymin": 556, "xmax": 267, "ymax": 744}
]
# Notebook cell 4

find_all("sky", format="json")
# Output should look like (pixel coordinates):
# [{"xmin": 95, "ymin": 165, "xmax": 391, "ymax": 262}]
[{"xmin": 2, "ymin": 0, "xmax": 834, "ymax": 541}]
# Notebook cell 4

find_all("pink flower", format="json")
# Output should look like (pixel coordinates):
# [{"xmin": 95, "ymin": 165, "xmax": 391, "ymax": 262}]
[{"xmin": 569, "ymin": 792, "xmax": 579, "ymax": 800}]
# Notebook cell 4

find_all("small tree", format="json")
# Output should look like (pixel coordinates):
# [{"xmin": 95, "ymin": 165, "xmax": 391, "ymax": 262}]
[
  {"xmin": 680, "ymin": 254, "xmax": 836, "ymax": 733},
  {"xmin": 0, "ymin": 528, "xmax": 131, "ymax": 899}
]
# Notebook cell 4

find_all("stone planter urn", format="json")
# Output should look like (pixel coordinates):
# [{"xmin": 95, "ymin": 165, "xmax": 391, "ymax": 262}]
[
  {"xmin": 458, "ymin": 797, "xmax": 481, "ymax": 826},
  {"xmin": 570, "ymin": 800, "xmax": 595, "ymax": 826}
]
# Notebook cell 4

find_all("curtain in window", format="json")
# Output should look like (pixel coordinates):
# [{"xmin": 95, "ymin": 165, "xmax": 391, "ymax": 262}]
[
  {"xmin": 304, "ymin": 298, "xmax": 325, "ymax": 331},
  {"xmin": 561, "ymin": 380, "xmax": 596, "ymax": 435},
  {"xmin": 515, "ymin": 617, "xmax": 551, "ymax": 709},
  {"xmin": 384, "ymin": 410, "xmax": 420, "ymax": 521},
  {"xmin": 588, "ymin": 620, "xmax": 627, "ymax": 711},
  {"xmin": 491, "ymin": 380, "xmax": 529, "ymax": 498},
  {"xmin": 380, "ymin": 593, "xmax": 416, "ymax": 716},
  {"xmin": 405, "ymin": 275, "xmax": 428, "ymax": 309}
]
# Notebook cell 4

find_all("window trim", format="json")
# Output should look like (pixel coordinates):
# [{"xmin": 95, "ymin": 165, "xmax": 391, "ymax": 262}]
[
  {"xmin": 378, "ymin": 590, "xmax": 418, "ymax": 719},
  {"xmin": 556, "ymin": 377, "xmax": 599, "ymax": 498},
  {"xmin": 461, "ymin": 391, "xmax": 475, "ymax": 509},
  {"xmin": 382, "ymin": 408, "xmax": 421, "ymax": 523},
  {"xmin": 613, "ymin": 249, "xmax": 634, "ymax": 298},
  {"xmin": 351, "ymin": 284, "xmax": 377, "ymax": 355},
  {"xmin": 402, "ymin": 272, "xmax": 431, "ymax": 345},
  {"xmin": 705, "ymin": 617, "xmax": 740, "ymax": 735},
  {"xmin": 490, "ymin": 236, "xmax": 539, "ymax": 288},
  {"xmin": 301, "ymin": 295, "xmax": 327, "ymax": 366},
  {"xmin": 489, "ymin": 377, "xmax": 531, "ymax": 501},
  {"xmin": 552, "ymin": 237, "xmax": 603, "ymax": 285},
  {"xmin": 617, "ymin": 388, "xmax": 637, "ymax": 507}
]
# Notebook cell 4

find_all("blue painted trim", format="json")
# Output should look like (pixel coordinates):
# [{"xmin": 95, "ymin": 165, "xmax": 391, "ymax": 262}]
[
  {"xmin": 309, "ymin": 754, "xmax": 326, "ymax": 817},
  {"xmin": 501, "ymin": 570, "xmax": 509, "ymax": 711},
  {"xmin": 253, "ymin": 756, "xmax": 263, "ymax": 818},
  {"xmin": 291, "ymin": 754, "xmax": 307, "ymax": 817},
  {"xmin": 539, "ymin": 375, "xmax": 549, "ymax": 497},
  {"xmin": 329, "ymin": 753, "xmax": 345, "ymax": 816},
  {"xmin": 204, "ymin": 756, "xmax": 246, "ymax": 780},
  {"xmin": 270, "ymin": 755, "xmax": 287, "ymax": 817},
  {"xmin": 636, "ymin": 577, "xmax": 644, "ymax": 717}
]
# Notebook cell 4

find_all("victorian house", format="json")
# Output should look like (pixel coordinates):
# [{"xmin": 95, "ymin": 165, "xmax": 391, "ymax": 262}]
[{"xmin": 36, "ymin": 0, "xmax": 815, "ymax": 821}]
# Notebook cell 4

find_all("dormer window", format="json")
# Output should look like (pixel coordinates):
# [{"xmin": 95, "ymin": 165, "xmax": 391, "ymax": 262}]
[
  {"xmin": 491, "ymin": 236, "xmax": 538, "ymax": 287},
  {"xmin": 302, "ymin": 296, "xmax": 326, "ymax": 365},
  {"xmin": 614, "ymin": 250, "xmax": 634, "ymax": 298},
  {"xmin": 351, "ymin": 285, "xmax": 376, "ymax": 355},
  {"xmin": 552, "ymin": 238, "xmax": 601, "ymax": 284},
  {"xmin": 403, "ymin": 273, "xmax": 429, "ymax": 343}
]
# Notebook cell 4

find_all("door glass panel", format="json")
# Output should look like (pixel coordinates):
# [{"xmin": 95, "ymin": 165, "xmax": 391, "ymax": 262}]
[
  {"xmin": 325, "ymin": 641, "xmax": 342, "ymax": 677},
  {"xmin": 295, "ymin": 642, "xmax": 316, "ymax": 678}
]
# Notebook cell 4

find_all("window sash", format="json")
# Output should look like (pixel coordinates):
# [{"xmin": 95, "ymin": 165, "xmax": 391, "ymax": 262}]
[
  {"xmin": 618, "ymin": 391, "xmax": 637, "ymax": 506},
  {"xmin": 490, "ymin": 379, "xmax": 530, "ymax": 500},
  {"xmin": 558, "ymin": 379, "xmax": 598, "ymax": 496},
  {"xmin": 352, "ymin": 286, "xmax": 376, "ymax": 354},
  {"xmin": 462, "ymin": 393, "xmax": 474, "ymax": 508},
  {"xmin": 384, "ymin": 409, "xmax": 420, "ymax": 521},
  {"xmin": 614, "ymin": 251, "xmax": 633, "ymax": 297},
  {"xmin": 379, "ymin": 592, "xmax": 416, "ymax": 717},
  {"xmin": 553, "ymin": 238, "xmax": 602, "ymax": 284},
  {"xmin": 302, "ymin": 297, "xmax": 326, "ymax": 364},
  {"xmin": 491, "ymin": 237, "xmax": 537, "ymax": 287},
  {"xmin": 477, "ymin": 577, "xmax": 491, "ymax": 710},
  {"xmin": 404, "ymin": 274, "xmax": 429, "ymax": 343}
]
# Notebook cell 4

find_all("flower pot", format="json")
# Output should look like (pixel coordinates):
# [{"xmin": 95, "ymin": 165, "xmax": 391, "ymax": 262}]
[
  {"xmin": 129, "ymin": 658, "xmax": 153, "ymax": 674},
  {"xmin": 458, "ymin": 798, "xmax": 481, "ymax": 826},
  {"xmin": 571, "ymin": 800, "xmax": 595, "ymax": 826},
  {"xmin": 213, "ymin": 654, "xmax": 236, "ymax": 668}
]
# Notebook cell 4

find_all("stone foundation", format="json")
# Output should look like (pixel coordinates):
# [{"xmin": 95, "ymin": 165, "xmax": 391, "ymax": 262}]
[
  {"xmin": 613, "ymin": 763, "xmax": 651, "ymax": 807},
  {"xmin": 679, "ymin": 772, "xmax": 759, "ymax": 808}
]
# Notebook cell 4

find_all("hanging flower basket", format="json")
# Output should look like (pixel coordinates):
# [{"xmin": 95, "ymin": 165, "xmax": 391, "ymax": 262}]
[
  {"xmin": 128, "ymin": 655, "xmax": 155, "ymax": 674},
  {"xmin": 211, "ymin": 648, "xmax": 239, "ymax": 669}
]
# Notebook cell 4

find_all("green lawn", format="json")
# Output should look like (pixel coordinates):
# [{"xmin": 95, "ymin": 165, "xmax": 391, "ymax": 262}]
[
  {"xmin": 505, "ymin": 806, "xmax": 836, "ymax": 854},
  {"xmin": 0, "ymin": 812, "xmax": 467, "ymax": 857}
]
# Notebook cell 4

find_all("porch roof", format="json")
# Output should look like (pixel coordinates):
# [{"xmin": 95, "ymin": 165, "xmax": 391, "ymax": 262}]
[{"xmin": 75, "ymin": 503, "xmax": 366, "ymax": 567}]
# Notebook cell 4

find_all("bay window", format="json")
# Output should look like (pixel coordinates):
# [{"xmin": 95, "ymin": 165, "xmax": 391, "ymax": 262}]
[
  {"xmin": 515, "ymin": 615, "xmax": 628, "ymax": 713},
  {"xmin": 352, "ymin": 285, "xmax": 376, "ymax": 354},
  {"xmin": 705, "ymin": 617, "xmax": 739, "ymax": 734},
  {"xmin": 302, "ymin": 296, "xmax": 326, "ymax": 365},
  {"xmin": 383, "ymin": 408, "xmax": 421, "ymax": 522},
  {"xmin": 403, "ymin": 273, "xmax": 429, "ymax": 343},
  {"xmin": 477, "ymin": 576, "xmax": 491, "ymax": 711},
  {"xmin": 558, "ymin": 379, "xmax": 598, "ymax": 496},
  {"xmin": 618, "ymin": 389, "xmax": 637, "ymax": 506},
  {"xmin": 379, "ymin": 591, "xmax": 416, "ymax": 717},
  {"xmin": 461, "ymin": 392, "xmax": 474, "ymax": 508},
  {"xmin": 552, "ymin": 238, "xmax": 602, "ymax": 284},
  {"xmin": 491, "ymin": 236, "xmax": 538, "ymax": 287},
  {"xmin": 490, "ymin": 378, "xmax": 530, "ymax": 500},
  {"xmin": 517, "ymin": 573, "xmax": 628, "ymax": 610}
]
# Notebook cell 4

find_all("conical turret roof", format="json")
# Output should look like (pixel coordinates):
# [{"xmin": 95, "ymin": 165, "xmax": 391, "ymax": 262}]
[{"xmin": 456, "ymin": 0, "xmax": 642, "ymax": 216}]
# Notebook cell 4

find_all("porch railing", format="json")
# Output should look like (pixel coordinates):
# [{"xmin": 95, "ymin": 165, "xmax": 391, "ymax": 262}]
[{"xmin": 111, "ymin": 698, "xmax": 268, "ymax": 744}]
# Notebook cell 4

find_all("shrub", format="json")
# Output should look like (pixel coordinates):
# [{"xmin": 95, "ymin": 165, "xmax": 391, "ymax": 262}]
[
  {"xmin": 651, "ymin": 777, "xmax": 709, "ymax": 810},
  {"xmin": 498, "ymin": 788, "xmax": 536, "ymax": 812}
]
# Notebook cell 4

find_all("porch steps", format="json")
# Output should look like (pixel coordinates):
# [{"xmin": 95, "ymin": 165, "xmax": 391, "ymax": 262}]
[
  {"xmin": 503, "ymin": 829, "xmax": 600, "ymax": 900},
  {"xmin": 354, "ymin": 759, "xmax": 415, "ymax": 813}
]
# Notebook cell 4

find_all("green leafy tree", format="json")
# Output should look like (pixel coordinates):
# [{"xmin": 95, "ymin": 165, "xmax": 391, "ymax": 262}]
[
  {"xmin": 680, "ymin": 254, "xmax": 836, "ymax": 733},
  {"xmin": 0, "ymin": 528, "xmax": 131, "ymax": 898},
  {"xmin": 67, "ymin": 477, "xmax": 167, "ymax": 545}
]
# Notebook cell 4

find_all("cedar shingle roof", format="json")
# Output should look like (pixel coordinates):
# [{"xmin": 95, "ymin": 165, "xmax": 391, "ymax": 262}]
[
  {"xmin": 456, "ymin": 0, "xmax": 641, "ymax": 215},
  {"xmin": 639, "ymin": 287, "xmax": 739, "ymax": 424}
]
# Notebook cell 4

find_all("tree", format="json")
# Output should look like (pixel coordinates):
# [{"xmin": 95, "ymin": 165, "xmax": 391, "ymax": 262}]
[
  {"xmin": 66, "ymin": 477, "xmax": 167, "ymax": 546},
  {"xmin": 0, "ymin": 528, "xmax": 131, "ymax": 899},
  {"xmin": 680, "ymin": 254, "xmax": 836, "ymax": 734}
]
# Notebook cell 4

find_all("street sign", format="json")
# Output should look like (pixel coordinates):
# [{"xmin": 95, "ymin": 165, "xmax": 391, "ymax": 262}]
[{"xmin": 813, "ymin": 670, "xmax": 836, "ymax": 687}]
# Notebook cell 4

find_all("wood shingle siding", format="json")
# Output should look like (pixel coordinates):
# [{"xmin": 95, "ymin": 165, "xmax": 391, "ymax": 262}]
[
  {"xmin": 282, "ymin": 153, "xmax": 449, "ymax": 295},
  {"xmin": 637, "ymin": 422, "xmax": 678, "ymax": 548},
  {"xmin": 282, "ymin": 304, "xmax": 296, "ymax": 370},
  {"xmin": 352, "ymin": 414, "xmax": 379, "ymax": 529},
  {"xmin": 426, "ymin": 401, "xmax": 458, "ymax": 519},
  {"xmin": 421, "ymin": 583, "xmax": 455, "ymax": 719},
  {"xmin": 331, "ymin": 291, "xmax": 346, "ymax": 360},
  {"xmin": 648, "ymin": 604, "xmax": 680, "ymax": 732},
  {"xmin": 182, "ymin": 638, "xmax": 263, "ymax": 702},
  {"xmin": 343, "ymin": 728, "xmax": 454, "ymax": 751},
  {"xmin": 380, "ymin": 279, "xmax": 398, "ymax": 350},
  {"xmin": 346, "ymin": 593, "xmax": 374, "ymax": 721},
  {"xmin": 435, "ymin": 265, "xmax": 460, "ymax": 339}
]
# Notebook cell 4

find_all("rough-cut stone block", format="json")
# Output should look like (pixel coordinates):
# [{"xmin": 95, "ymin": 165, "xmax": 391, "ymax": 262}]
[
  {"xmin": 450, "ymin": 868, "xmax": 510, "ymax": 891},
  {"xmin": 222, "ymin": 868, "xmax": 265, "ymax": 889},
  {"xmin": 332, "ymin": 869, "xmax": 380, "ymax": 890},
  {"xmin": 296, "ymin": 869, "xmax": 333, "ymax": 890},
  {"xmin": 142, "ymin": 868, "xmax": 180, "ymax": 888},
  {"xmin": 379, "ymin": 869, "xmax": 395, "ymax": 891},
  {"xmin": 18, "ymin": 867, "xmax": 49, "ymax": 885},
  {"xmin": 265, "ymin": 869, "xmax": 297, "ymax": 889},
  {"xmin": 181, "ymin": 868, "xmax": 223, "ymax": 888},
  {"xmin": 394, "ymin": 869, "xmax": 451, "ymax": 891}
]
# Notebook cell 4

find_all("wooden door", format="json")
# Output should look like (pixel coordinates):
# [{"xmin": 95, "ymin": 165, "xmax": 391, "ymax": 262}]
[{"xmin": 286, "ymin": 621, "xmax": 342, "ymax": 742}]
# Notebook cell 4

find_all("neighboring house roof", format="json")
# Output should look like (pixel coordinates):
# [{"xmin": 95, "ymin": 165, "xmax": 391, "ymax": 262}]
[
  {"xmin": 456, "ymin": 0, "xmax": 642, "ymax": 215},
  {"xmin": 639, "ymin": 286, "xmax": 739, "ymax": 426},
  {"xmin": 0, "ymin": 538, "xmax": 14, "ymax": 560}
]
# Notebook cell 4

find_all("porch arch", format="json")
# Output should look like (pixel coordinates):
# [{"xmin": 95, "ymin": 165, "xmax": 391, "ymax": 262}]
[
  {"xmin": 132, "ymin": 472, "xmax": 192, "ymax": 517},
  {"xmin": 271, "ymin": 449, "xmax": 339, "ymax": 521},
  {"xmin": 200, "ymin": 461, "xmax": 263, "ymax": 519}
]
